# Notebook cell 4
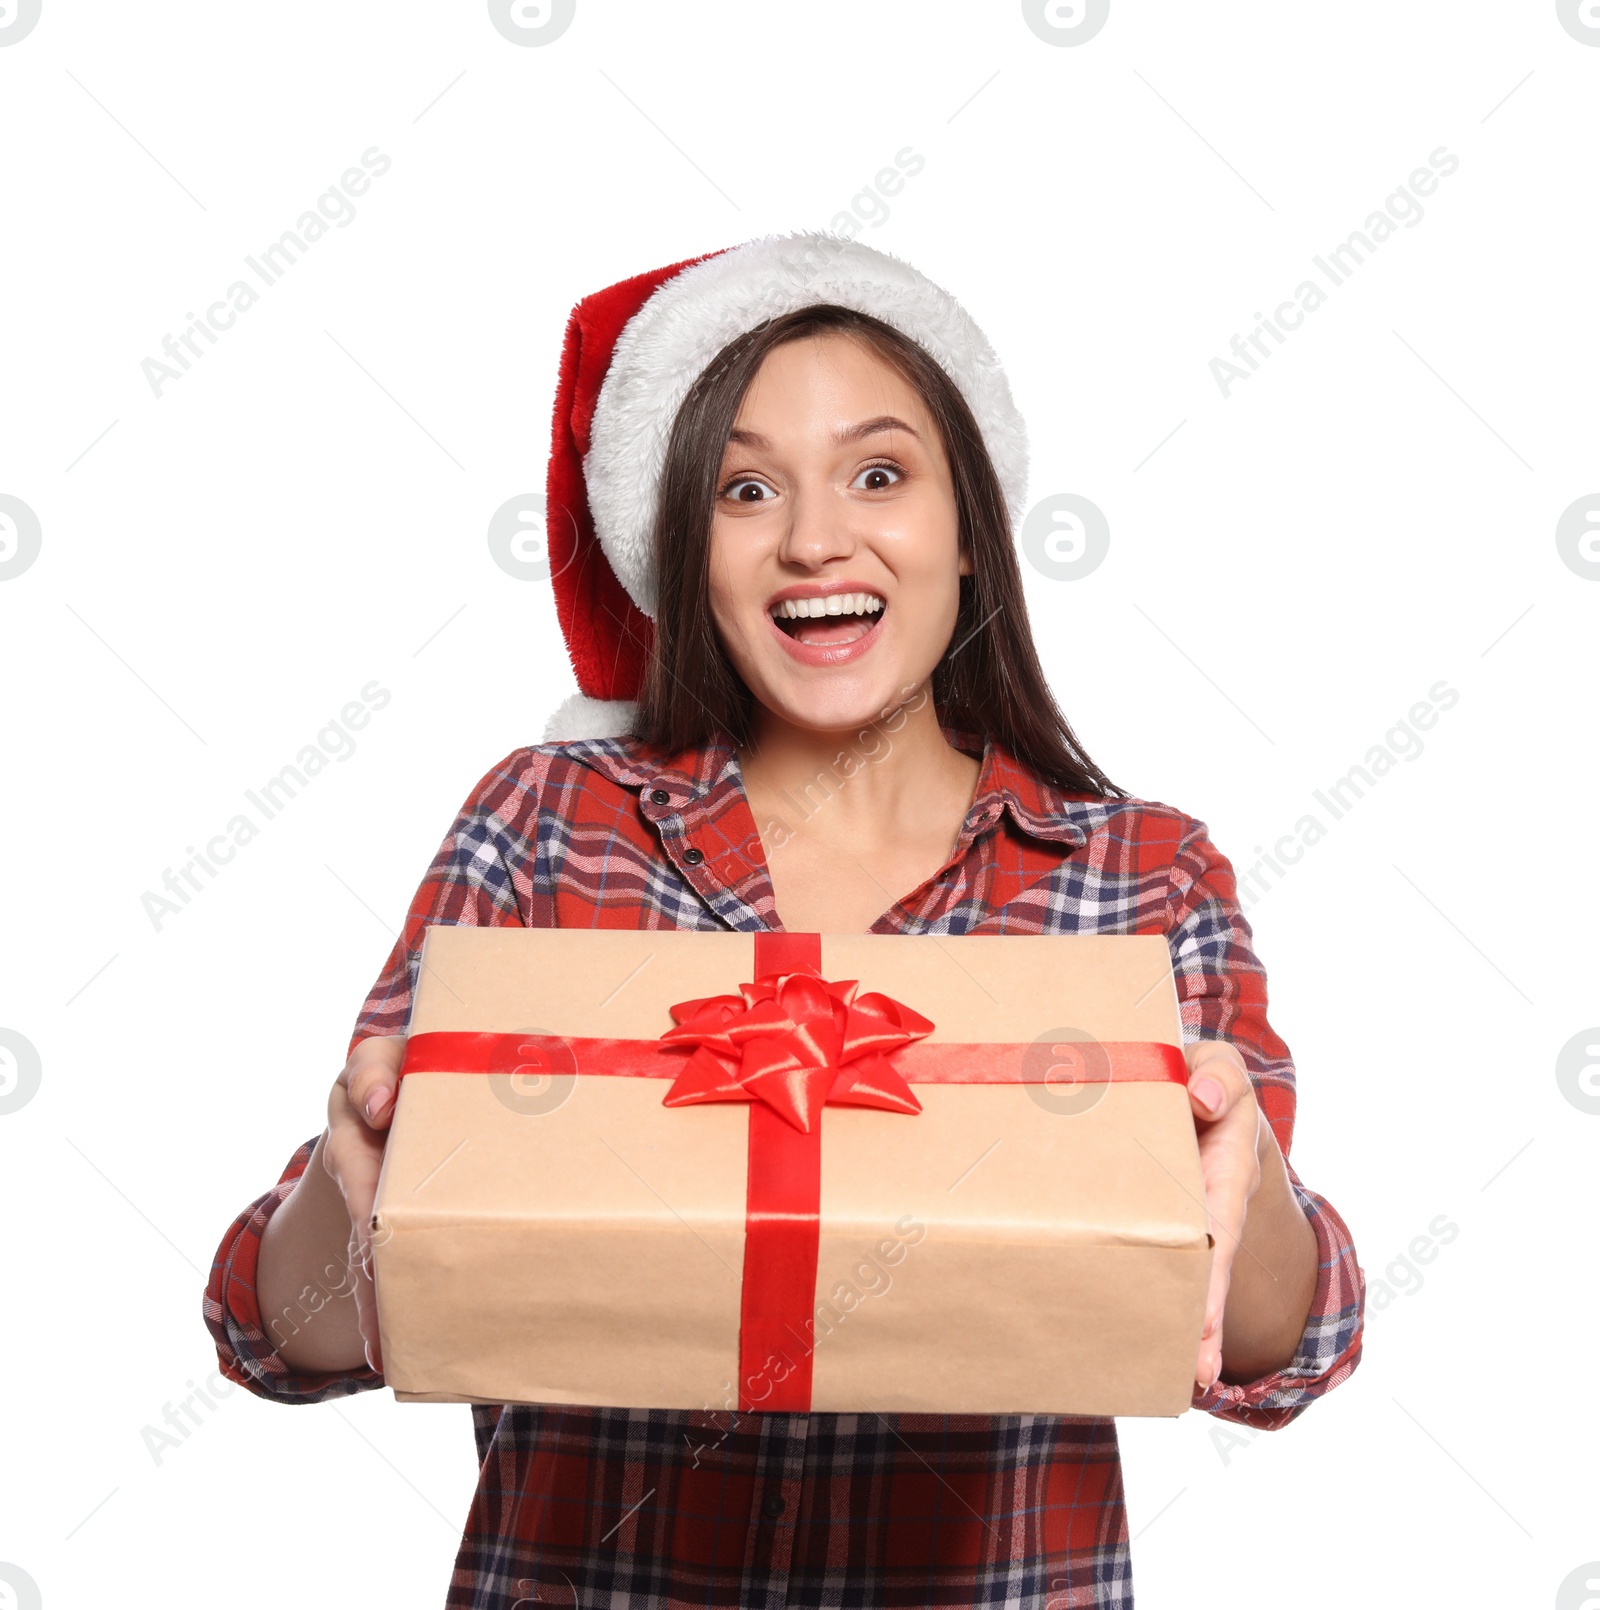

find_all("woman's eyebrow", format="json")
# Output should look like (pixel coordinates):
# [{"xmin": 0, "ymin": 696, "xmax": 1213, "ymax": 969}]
[{"xmin": 727, "ymin": 415, "xmax": 924, "ymax": 449}]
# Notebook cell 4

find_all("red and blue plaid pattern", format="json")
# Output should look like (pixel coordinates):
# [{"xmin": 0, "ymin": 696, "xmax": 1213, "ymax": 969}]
[{"xmin": 204, "ymin": 727, "xmax": 1365, "ymax": 1609}]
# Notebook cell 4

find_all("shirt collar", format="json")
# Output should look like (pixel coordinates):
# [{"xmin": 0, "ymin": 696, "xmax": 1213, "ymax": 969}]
[
  {"xmin": 944, "ymin": 724, "xmax": 1091, "ymax": 849},
  {"xmin": 558, "ymin": 724, "xmax": 1089, "ymax": 850}
]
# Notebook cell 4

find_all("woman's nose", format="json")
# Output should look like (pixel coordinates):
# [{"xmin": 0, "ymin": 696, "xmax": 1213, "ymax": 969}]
[{"xmin": 776, "ymin": 483, "xmax": 856, "ymax": 568}]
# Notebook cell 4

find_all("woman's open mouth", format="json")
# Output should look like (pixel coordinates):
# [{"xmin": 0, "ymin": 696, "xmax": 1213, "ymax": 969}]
[{"xmin": 766, "ymin": 589, "xmax": 886, "ymax": 666}]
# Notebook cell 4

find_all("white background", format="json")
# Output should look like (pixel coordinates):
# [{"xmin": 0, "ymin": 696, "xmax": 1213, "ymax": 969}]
[{"xmin": 2, "ymin": 2, "xmax": 1595, "ymax": 1606}]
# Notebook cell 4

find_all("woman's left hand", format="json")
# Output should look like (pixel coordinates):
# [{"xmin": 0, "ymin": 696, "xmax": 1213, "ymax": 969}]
[{"xmin": 1184, "ymin": 1038, "xmax": 1265, "ymax": 1392}]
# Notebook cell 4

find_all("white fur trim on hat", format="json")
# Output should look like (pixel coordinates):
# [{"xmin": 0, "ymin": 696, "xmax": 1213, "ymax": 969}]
[
  {"xmin": 583, "ymin": 230, "xmax": 1030, "ymax": 618},
  {"xmin": 540, "ymin": 692, "xmax": 638, "ymax": 744}
]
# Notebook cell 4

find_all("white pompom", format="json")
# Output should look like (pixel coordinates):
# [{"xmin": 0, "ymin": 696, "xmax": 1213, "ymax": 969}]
[{"xmin": 539, "ymin": 693, "xmax": 639, "ymax": 744}]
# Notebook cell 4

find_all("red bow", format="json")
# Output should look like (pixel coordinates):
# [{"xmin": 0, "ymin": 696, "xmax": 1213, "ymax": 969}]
[{"xmin": 658, "ymin": 966, "xmax": 934, "ymax": 1132}]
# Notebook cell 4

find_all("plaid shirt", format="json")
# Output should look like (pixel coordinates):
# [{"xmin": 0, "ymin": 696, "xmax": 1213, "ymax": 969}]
[{"xmin": 204, "ymin": 727, "xmax": 1365, "ymax": 1609}]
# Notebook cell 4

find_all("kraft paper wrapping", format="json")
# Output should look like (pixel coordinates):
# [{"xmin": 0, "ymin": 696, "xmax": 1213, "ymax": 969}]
[{"xmin": 370, "ymin": 929, "xmax": 1213, "ymax": 1417}]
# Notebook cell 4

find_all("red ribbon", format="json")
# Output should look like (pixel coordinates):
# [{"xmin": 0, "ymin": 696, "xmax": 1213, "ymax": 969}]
[
  {"xmin": 656, "ymin": 935, "xmax": 933, "ymax": 1133},
  {"xmin": 397, "ymin": 932, "xmax": 1188, "ymax": 1412}
]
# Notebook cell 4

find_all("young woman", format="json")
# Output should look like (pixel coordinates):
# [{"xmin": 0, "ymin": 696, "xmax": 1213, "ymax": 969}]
[{"xmin": 205, "ymin": 234, "xmax": 1365, "ymax": 1609}]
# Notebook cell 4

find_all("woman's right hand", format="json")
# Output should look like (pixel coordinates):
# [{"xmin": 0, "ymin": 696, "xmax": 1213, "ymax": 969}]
[{"xmin": 324, "ymin": 1034, "xmax": 407, "ymax": 1372}]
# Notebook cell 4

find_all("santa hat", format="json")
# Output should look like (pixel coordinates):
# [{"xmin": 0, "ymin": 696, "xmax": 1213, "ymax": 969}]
[{"xmin": 540, "ymin": 229, "xmax": 1030, "ymax": 743}]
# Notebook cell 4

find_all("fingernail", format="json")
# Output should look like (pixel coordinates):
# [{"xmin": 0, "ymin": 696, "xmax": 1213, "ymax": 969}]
[
  {"xmin": 1193, "ymin": 1077, "xmax": 1223, "ymax": 1114},
  {"xmin": 366, "ymin": 1088, "xmax": 390, "ymax": 1122}
]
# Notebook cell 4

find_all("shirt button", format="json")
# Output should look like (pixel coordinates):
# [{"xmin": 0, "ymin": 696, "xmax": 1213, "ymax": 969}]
[
  {"xmin": 761, "ymin": 1492, "xmax": 785, "ymax": 1519},
  {"xmin": 683, "ymin": 846, "xmax": 704, "ymax": 865},
  {"xmin": 649, "ymin": 788, "xmax": 670, "ymax": 806}
]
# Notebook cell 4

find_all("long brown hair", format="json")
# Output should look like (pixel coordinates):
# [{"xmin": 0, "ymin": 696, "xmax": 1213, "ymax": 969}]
[{"xmin": 633, "ymin": 303, "xmax": 1126, "ymax": 800}]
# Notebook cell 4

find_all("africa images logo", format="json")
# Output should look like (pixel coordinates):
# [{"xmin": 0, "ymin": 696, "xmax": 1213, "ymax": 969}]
[
  {"xmin": 0, "ymin": 0, "xmax": 43, "ymax": 45},
  {"xmin": 1021, "ymin": 0, "xmax": 1110, "ymax": 47}
]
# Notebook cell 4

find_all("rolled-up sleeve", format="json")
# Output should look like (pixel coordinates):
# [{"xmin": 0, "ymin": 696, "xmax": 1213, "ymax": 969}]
[
  {"xmin": 202, "ymin": 750, "xmax": 535, "ymax": 1404},
  {"xmin": 1163, "ymin": 815, "xmax": 1367, "ymax": 1429},
  {"xmin": 202, "ymin": 1136, "xmax": 384, "ymax": 1404}
]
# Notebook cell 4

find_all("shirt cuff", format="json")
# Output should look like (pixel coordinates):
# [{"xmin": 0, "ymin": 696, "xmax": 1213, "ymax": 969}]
[
  {"xmin": 1192, "ymin": 1167, "xmax": 1366, "ymax": 1429},
  {"xmin": 202, "ymin": 1135, "xmax": 385, "ymax": 1404}
]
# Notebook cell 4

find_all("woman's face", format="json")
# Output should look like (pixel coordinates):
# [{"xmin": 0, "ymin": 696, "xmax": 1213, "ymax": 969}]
[{"xmin": 707, "ymin": 331, "xmax": 970, "ymax": 737}]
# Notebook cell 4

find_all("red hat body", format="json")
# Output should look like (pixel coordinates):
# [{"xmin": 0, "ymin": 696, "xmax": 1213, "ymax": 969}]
[{"xmin": 545, "ymin": 247, "xmax": 729, "ymax": 704}]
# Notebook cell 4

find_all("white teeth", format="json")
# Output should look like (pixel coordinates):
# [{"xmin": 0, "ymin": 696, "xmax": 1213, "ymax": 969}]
[{"xmin": 773, "ymin": 593, "xmax": 884, "ymax": 620}]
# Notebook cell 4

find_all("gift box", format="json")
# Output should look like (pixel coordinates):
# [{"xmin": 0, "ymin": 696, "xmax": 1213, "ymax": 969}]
[{"xmin": 370, "ymin": 927, "xmax": 1213, "ymax": 1417}]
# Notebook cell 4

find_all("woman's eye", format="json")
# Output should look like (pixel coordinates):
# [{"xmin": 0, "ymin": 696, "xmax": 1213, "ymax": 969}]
[
  {"xmin": 721, "ymin": 477, "xmax": 773, "ymax": 503},
  {"xmin": 853, "ymin": 462, "xmax": 903, "ymax": 491}
]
